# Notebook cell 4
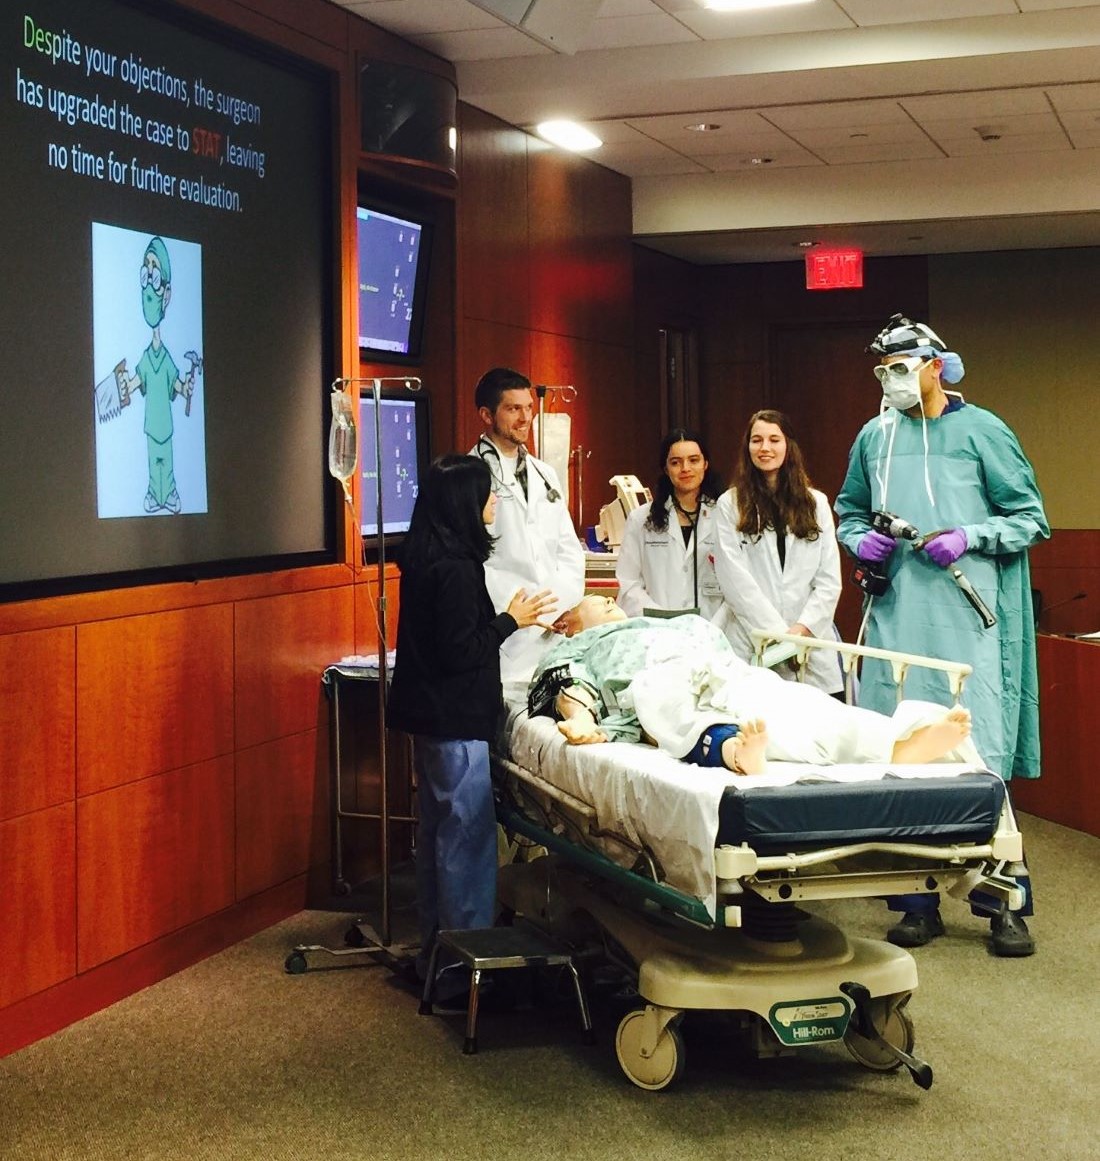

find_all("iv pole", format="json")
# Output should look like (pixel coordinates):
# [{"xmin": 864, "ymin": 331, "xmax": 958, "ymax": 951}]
[
  {"xmin": 358, "ymin": 375, "xmax": 421, "ymax": 948},
  {"xmin": 289, "ymin": 375, "xmax": 422, "ymax": 971}
]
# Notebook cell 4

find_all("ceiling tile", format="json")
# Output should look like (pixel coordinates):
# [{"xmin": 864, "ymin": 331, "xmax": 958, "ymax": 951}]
[
  {"xmin": 1063, "ymin": 107, "xmax": 1100, "ymax": 132},
  {"xmin": 782, "ymin": 120, "xmax": 934, "ymax": 149},
  {"xmin": 1047, "ymin": 82, "xmax": 1100, "ymax": 112},
  {"xmin": 599, "ymin": 0, "xmax": 667, "ymax": 16},
  {"xmin": 937, "ymin": 130, "xmax": 1073, "ymax": 157},
  {"xmin": 836, "ymin": 0, "xmax": 1017, "ymax": 25},
  {"xmin": 1016, "ymin": 0, "xmax": 1100, "ymax": 8},
  {"xmin": 918, "ymin": 112, "xmax": 1065, "ymax": 142},
  {"xmin": 1063, "ymin": 129, "xmax": 1100, "ymax": 148},
  {"xmin": 811, "ymin": 139, "xmax": 945, "ymax": 164},
  {"xmin": 412, "ymin": 26, "xmax": 552, "ymax": 60},
  {"xmin": 625, "ymin": 108, "xmax": 780, "ymax": 138},
  {"xmin": 593, "ymin": 144, "xmax": 710, "ymax": 176},
  {"xmin": 666, "ymin": 2, "xmax": 855, "ymax": 39},
  {"xmin": 671, "ymin": 128, "xmax": 802, "ymax": 156},
  {"xmin": 703, "ymin": 147, "xmax": 824, "ymax": 171},
  {"xmin": 581, "ymin": 13, "xmax": 700, "ymax": 50},
  {"xmin": 764, "ymin": 99, "xmax": 913, "ymax": 131},
  {"xmin": 345, "ymin": 0, "xmax": 504, "ymax": 34},
  {"xmin": 901, "ymin": 89, "xmax": 1054, "ymax": 120},
  {"xmin": 558, "ymin": 119, "xmax": 656, "ymax": 145}
]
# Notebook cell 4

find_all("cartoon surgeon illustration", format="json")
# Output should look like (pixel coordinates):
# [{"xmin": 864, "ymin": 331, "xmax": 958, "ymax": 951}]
[{"xmin": 114, "ymin": 236, "xmax": 201, "ymax": 514}]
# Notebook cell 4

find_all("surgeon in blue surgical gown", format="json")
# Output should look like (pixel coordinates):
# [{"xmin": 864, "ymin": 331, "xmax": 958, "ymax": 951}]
[{"xmin": 835, "ymin": 313, "xmax": 1049, "ymax": 957}]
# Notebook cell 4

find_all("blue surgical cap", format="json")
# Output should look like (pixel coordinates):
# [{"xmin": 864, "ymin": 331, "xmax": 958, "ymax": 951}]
[{"xmin": 869, "ymin": 313, "xmax": 965, "ymax": 383}]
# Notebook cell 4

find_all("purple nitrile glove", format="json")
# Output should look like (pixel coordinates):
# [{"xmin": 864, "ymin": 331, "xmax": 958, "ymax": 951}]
[
  {"xmin": 856, "ymin": 529, "xmax": 896, "ymax": 562},
  {"xmin": 924, "ymin": 528, "xmax": 968, "ymax": 567}
]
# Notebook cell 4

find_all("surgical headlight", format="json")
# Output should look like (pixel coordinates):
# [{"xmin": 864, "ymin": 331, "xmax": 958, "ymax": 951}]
[
  {"xmin": 869, "ymin": 313, "xmax": 947, "ymax": 357},
  {"xmin": 873, "ymin": 356, "xmax": 927, "ymax": 383}
]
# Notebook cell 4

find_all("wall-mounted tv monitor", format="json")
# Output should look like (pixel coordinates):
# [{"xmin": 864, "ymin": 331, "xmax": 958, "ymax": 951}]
[
  {"xmin": 359, "ymin": 386, "xmax": 431, "ymax": 541},
  {"xmin": 0, "ymin": 0, "xmax": 334, "ymax": 602},
  {"xmin": 357, "ymin": 204, "xmax": 432, "ymax": 360}
]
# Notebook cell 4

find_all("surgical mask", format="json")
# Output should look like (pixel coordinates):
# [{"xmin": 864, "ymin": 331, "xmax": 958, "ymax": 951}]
[
  {"xmin": 874, "ymin": 357, "xmax": 925, "ymax": 411},
  {"xmin": 142, "ymin": 283, "xmax": 166, "ymax": 328}
]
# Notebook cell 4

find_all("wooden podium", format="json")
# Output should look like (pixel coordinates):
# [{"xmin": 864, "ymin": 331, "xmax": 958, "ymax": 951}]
[{"xmin": 1010, "ymin": 633, "xmax": 1100, "ymax": 839}]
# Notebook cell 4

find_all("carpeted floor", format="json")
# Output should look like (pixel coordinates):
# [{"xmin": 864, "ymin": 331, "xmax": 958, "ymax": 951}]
[{"xmin": 3, "ymin": 811, "xmax": 1099, "ymax": 1161}]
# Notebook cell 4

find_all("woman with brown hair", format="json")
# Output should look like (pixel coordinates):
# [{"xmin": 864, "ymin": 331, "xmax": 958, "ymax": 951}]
[{"xmin": 713, "ymin": 409, "xmax": 843, "ymax": 694}]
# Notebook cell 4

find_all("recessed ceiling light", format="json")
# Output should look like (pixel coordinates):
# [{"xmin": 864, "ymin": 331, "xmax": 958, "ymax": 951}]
[
  {"xmin": 686, "ymin": 122, "xmax": 721, "ymax": 132},
  {"xmin": 747, "ymin": 156, "xmax": 774, "ymax": 165},
  {"xmin": 795, "ymin": 240, "xmax": 819, "ymax": 248},
  {"xmin": 703, "ymin": 0, "xmax": 815, "ymax": 11},
  {"xmin": 535, "ymin": 120, "xmax": 602, "ymax": 152}
]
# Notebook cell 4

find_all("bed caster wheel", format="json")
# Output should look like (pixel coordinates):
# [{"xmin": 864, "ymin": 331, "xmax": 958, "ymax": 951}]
[
  {"xmin": 843, "ymin": 995, "xmax": 915, "ymax": 1071},
  {"xmin": 334, "ymin": 878, "xmax": 352, "ymax": 896},
  {"xmin": 344, "ymin": 925, "xmax": 367, "ymax": 948},
  {"xmin": 615, "ymin": 1007, "xmax": 686, "ymax": 1091},
  {"xmin": 284, "ymin": 951, "xmax": 308, "ymax": 975}
]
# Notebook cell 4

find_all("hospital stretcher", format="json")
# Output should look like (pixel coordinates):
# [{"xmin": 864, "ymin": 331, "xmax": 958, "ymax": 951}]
[{"xmin": 491, "ymin": 632, "xmax": 1024, "ymax": 1091}]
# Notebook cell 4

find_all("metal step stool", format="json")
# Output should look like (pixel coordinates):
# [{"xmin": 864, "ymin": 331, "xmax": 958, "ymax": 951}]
[{"xmin": 418, "ymin": 926, "xmax": 594, "ymax": 1055}]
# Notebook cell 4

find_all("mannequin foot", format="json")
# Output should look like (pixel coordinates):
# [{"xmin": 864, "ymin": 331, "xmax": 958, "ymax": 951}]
[
  {"xmin": 892, "ymin": 707, "xmax": 971, "ymax": 764},
  {"xmin": 722, "ymin": 719, "xmax": 768, "ymax": 775}
]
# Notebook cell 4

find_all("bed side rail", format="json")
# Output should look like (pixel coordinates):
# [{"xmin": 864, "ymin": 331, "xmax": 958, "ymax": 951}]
[{"xmin": 749, "ymin": 628, "xmax": 973, "ymax": 702}]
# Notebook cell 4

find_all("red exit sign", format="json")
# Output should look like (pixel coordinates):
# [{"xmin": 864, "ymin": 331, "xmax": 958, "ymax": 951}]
[{"xmin": 805, "ymin": 248, "xmax": 864, "ymax": 290}]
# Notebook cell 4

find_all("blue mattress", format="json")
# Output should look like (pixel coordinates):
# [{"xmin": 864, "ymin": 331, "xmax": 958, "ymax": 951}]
[{"xmin": 717, "ymin": 771, "xmax": 1006, "ymax": 853}]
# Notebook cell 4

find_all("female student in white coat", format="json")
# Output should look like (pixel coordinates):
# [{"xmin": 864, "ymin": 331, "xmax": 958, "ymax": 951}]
[
  {"xmin": 615, "ymin": 429, "xmax": 725, "ymax": 619},
  {"xmin": 714, "ymin": 410, "xmax": 843, "ymax": 694}
]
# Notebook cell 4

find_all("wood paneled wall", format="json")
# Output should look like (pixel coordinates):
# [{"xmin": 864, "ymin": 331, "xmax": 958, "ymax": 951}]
[
  {"xmin": 1011, "ymin": 633, "xmax": 1100, "ymax": 836},
  {"xmin": 456, "ymin": 105, "xmax": 642, "ymax": 527}
]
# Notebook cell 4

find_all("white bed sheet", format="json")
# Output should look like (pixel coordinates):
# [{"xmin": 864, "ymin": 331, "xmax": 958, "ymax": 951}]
[{"xmin": 500, "ymin": 703, "xmax": 982, "ymax": 921}]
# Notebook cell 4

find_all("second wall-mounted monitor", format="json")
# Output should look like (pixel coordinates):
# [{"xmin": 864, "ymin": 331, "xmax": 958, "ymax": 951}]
[
  {"xmin": 359, "ymin": 385, "xmax": 431, "ymax": 542},
  {"xmin": 357, "ymin": 203, "xmax": 433, "ymax": 361}
]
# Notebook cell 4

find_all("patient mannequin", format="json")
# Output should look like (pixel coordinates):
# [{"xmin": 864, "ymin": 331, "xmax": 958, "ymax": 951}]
[{"xmin": 534, "ymin": 596, "xmax": 975, "ymax": 775}]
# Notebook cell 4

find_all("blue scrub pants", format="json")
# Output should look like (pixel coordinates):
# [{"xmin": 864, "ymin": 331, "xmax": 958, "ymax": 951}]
[{"xmin": 412, "ymin": 737, "xmax": 498, "ymax": 976}]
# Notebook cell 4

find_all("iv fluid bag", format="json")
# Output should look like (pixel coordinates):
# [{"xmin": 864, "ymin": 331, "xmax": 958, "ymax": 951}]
[{"xmin": 328, "ymin": 388, "xmax": 358, "ymax": 481}]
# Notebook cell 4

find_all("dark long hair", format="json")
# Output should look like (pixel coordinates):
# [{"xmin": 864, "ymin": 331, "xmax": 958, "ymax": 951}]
[
  {"xmin": 734, "ymin": 410, "xmax": 821, "ymax": 540},
  {"xmin": 399, "ymin": 454, "xmax": 494, "ymax": 573},
  {"xmin": 646, "ymin": 428, "xmax": 724, "ymax": 533}
]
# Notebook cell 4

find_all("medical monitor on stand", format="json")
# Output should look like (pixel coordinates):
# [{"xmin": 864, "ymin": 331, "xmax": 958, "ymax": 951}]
[
  {"xmin": 358, "ymin": 385, "xmax": 432, "ymax": 561},
  {"xmin": 356, "ymin": 203, "xmax": 433, "ymax": 362}
]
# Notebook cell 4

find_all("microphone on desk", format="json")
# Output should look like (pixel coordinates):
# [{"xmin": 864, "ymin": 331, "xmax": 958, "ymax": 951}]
[
  {"xmin": 1043, "ymin": 591, "xmax": 1087, "ymax": 615},
  {"xmin": 1036, "ymin": 590, "xmax": 1086, "ymax": 632}
]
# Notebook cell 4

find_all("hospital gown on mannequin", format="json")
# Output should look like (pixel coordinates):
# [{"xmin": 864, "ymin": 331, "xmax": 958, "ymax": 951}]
[{"xmin": 532, "ymin": 613, "xmax": 980, "ymax": 768}]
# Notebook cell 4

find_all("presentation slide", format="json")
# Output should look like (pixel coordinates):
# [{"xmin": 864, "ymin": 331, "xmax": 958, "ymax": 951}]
[{"xmin": 0, "ymin": 0, "xmax": 334, "ymax": 598}]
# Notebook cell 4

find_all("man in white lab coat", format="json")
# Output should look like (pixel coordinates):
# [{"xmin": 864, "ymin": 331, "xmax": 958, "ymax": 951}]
[{"xmin": 470, "ymin": 368, "xmax": 585, "ymax": 684}]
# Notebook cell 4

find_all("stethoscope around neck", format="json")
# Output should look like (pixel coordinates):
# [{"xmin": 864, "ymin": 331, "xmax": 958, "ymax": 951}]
[
  {"xmin": 476, "ymin": 435, "xmax": 562, "ymax": 503},
  {"xmin": 670, "ymin": 493, "xmax": 707, "ymax": 611}
]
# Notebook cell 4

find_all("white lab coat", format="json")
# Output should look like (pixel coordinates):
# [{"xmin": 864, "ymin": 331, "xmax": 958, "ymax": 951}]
[
  {"xmin": 713, "ymin": 487, "xmax": 843, "ymax": 694},
  {"xmin": 471, "ymin": 437, "xmax": 585, "ymax": 683},
  {"xmin": 615, "ymin": 499, "xmax": 724, "ymax": 621}
]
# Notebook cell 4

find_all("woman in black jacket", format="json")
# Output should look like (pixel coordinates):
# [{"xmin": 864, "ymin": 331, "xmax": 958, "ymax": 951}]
[{"xmin": 388, "ymin": 454, "xmax": 553, "ymax": 983}]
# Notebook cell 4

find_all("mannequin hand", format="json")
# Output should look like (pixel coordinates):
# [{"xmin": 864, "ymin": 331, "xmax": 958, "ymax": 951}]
[
  {"xmin": 558, "ymin": 715, "xmax": 607, "ymax": 745},
  {"xmin": 787, "ymin": 623, "xmax": 812, "ymax": 637},
  {"xmin": 923, "ymin": 528, "xmax": 968, "ymax": 567},
  {"xmin": 856, "ymin": 530, "xmax": 896, "ymax": 562}
]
